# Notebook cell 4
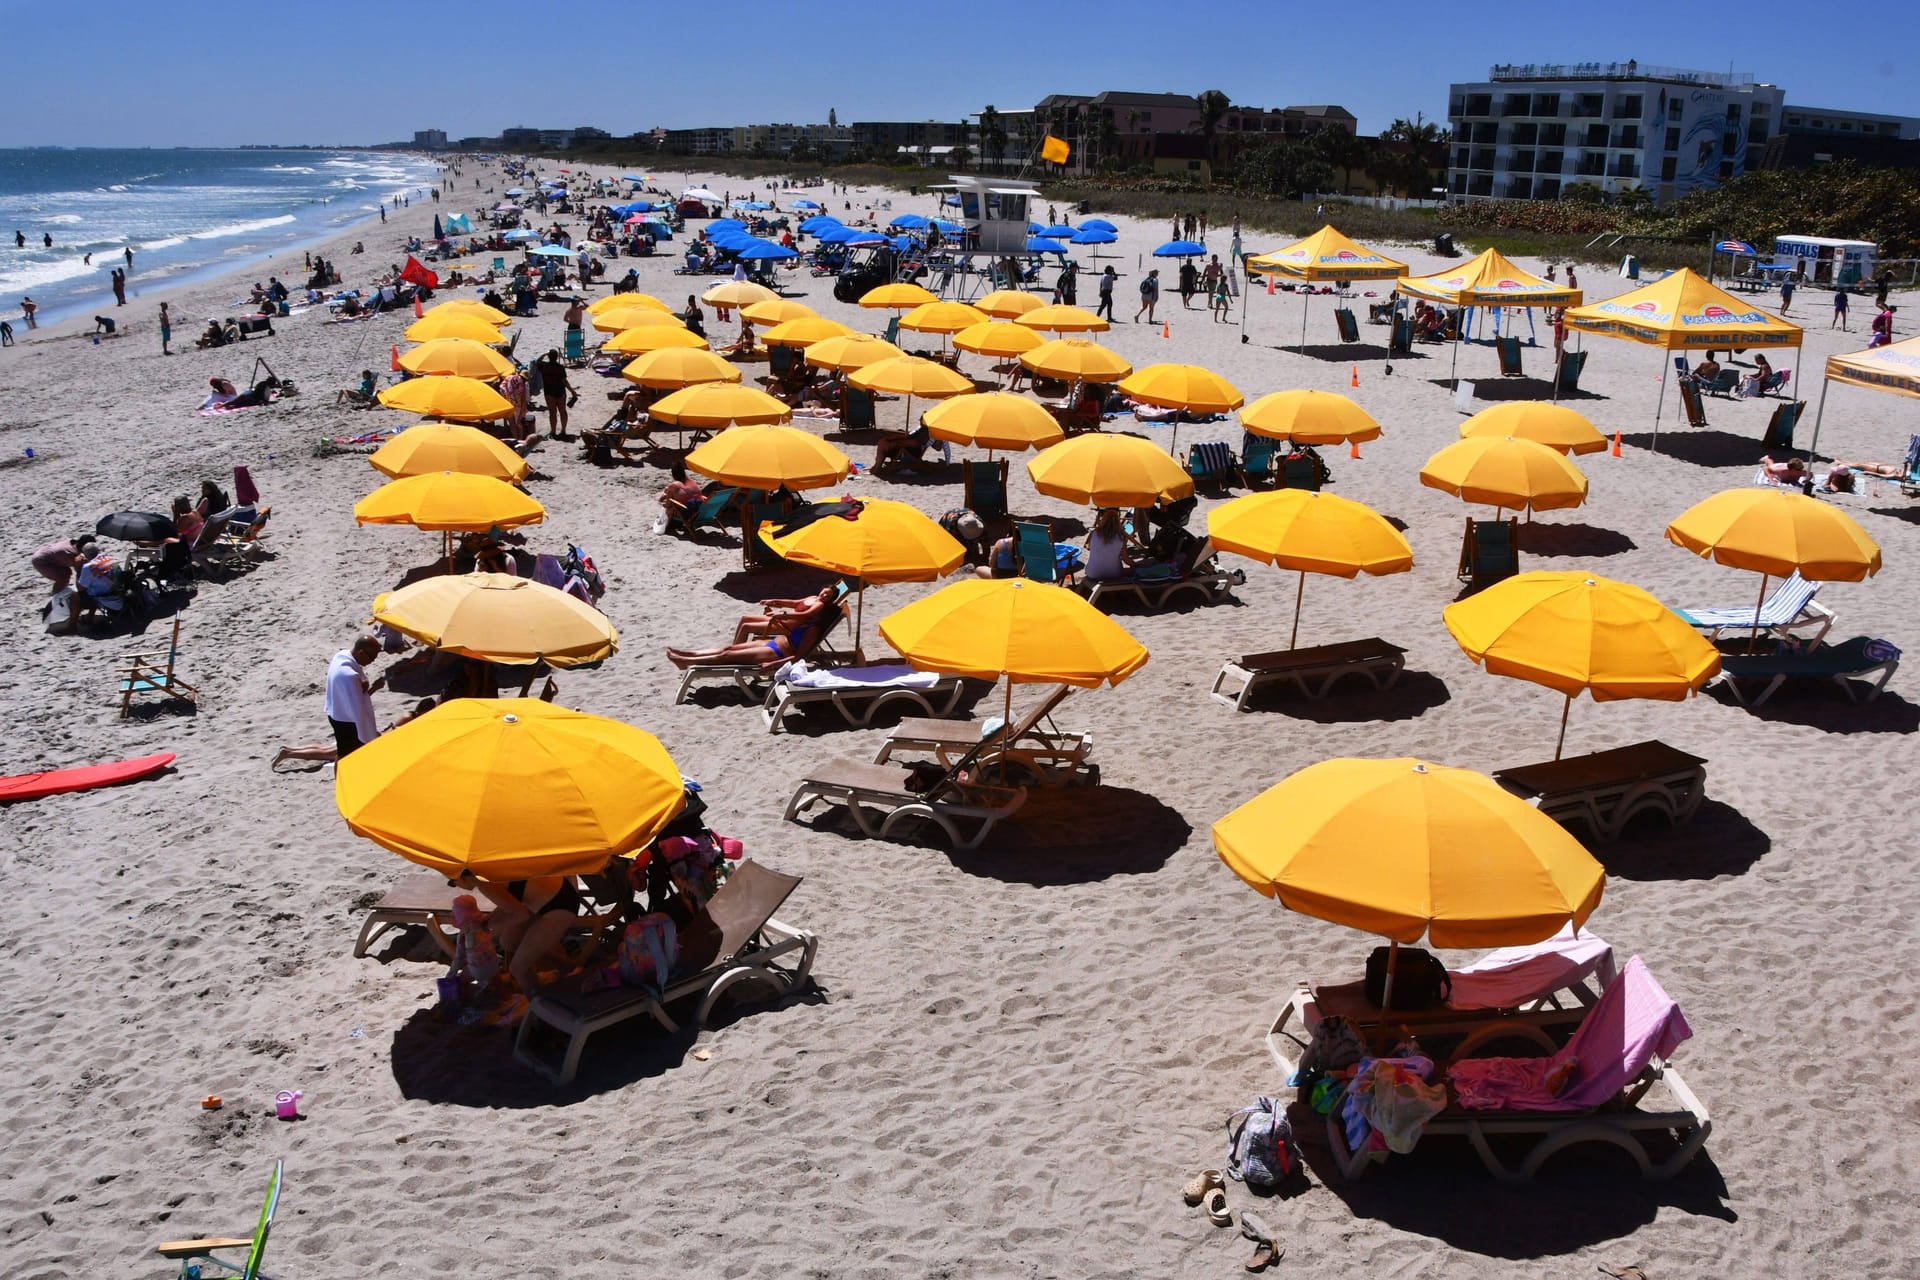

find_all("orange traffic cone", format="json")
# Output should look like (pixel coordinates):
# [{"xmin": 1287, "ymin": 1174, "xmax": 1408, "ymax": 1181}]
[
  {"xmin": 1162, "ymin": 320, "xmax": 1171, "ymax": 339},
  {"xmin": 413, "ymin": 296, "xmax": 424, "ymax": 319},
  {"xmin": 1349, "ymin": 440, "xmax": 1362, "ymax": 459},
  {"xmin": 1350, "ymin": 365, "xmax": 1360, "ymax": 388},
  {"xmin": 1266, "ymin": 274, "xmax": 1275, "ymax": 296},
  {"xmin": 390, "ymin": 344, "xmax": 402, "ymax": 372},
  {"xmin": 1611, "ymin": 431, "xmax": 1623, "ymax": 457}
]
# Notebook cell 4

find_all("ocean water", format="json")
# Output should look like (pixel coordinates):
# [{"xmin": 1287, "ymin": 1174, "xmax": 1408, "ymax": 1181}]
[{"xmin": 0, "ymin": 148, "xmax": 444, "ymax": 326}]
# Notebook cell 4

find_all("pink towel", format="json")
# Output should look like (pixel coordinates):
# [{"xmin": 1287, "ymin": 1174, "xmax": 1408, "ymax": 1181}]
[
  {"xmin": 1448, "ymin": 957, "xmax": 1691, "ymax": 1112},
  {"xmin": 1446, "ymin": 925, "xmax": 1617, "ymax": 1011},
  {"xmin": 233, "ymin": 465, "xmax": 259, "ymax": 506}
]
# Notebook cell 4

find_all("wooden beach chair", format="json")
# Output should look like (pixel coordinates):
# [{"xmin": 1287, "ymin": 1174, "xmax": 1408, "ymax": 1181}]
[
  {"xmin": 1677, "ymin": 377, "xmax": 1709, "ymax": 428},
  {"xmin": 1185, "ymin": 440, "xmax": 1239, "ymax": 492},
  {"xmin": 784, "ymin": 733, "xmax": 1027, "ymax": 851},
  {"xmin": 1322, "ymin": 957, "xmax": 1712, "ymax": 1183},
  {"xmin": 1494, "ymin": 740, "xmax": 1708, "ymax": 842},
  {"xmin": 118, "ymin": 617, "xmax": 197, "ymax": 717},
  {"xmin": 761, "ymin": 663, "xmax": 969, "ymax": 734},
  {"xmin": 874, "ymin": 684, "xmax": 1094, "ymax": 787},
  {"xmin": 514, "ymin": 861, "xmax": 818, "ymax": 1085},
  {"xmin": 1211, "ymin": 638, "xmax": 1408, "ymax": 709},
  {"xmin": 157, "ymin": 1159, "xmax": 282, "ymax": 1280},
  {"xmin": 1458, "ymin": 517, "xmax": 1519, "ymax": 593}
]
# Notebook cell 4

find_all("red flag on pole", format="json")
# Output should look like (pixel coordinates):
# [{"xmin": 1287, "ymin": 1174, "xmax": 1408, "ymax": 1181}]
[{"xmin": 400, "ymin": 256, "xmax": 439, "ymax": 289}]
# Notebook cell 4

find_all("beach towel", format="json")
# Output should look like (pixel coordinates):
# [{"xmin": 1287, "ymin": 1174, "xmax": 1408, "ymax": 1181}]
[
  {"xmin": 1343, "ymin": 1056, "xmax": 1447, "ymax": 1154},
  {"xmin": 773, "ymin": 660, "xmax": 941, "ymax": 691},
  {"xmin": 1446, "ymin": 925, "xmax": 1616, "ymax": 1011},
  {"xmin": 233, "ymin": 465, "xmax": 259, "ymax": 507}
]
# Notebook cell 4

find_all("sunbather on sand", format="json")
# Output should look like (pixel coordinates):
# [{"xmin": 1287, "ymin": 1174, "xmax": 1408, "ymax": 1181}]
[
  {"xmin": 1759, "ymin": 454, "xmax": 1810, "ymax": 485},
  {"xmin": 1824, "ymin": 459, "xmax": 1904, "ymax": 493},
  {"xmin": 272, "ymin": 697, "xmax": 437, "ymax": 770}
]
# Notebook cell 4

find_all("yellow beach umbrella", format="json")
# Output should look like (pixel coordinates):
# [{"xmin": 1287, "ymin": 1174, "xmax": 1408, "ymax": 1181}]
[
  {"xmin": 953, "ymin": 321, "xmax": 1044, "ymax": 359},
  {"xmin": 685, "ymin": 424, "xmax": 850, "ymax": 490},
  {"xmin": 1460, "ymin": 402, "xmax": 1607, "ymax": 456},
  {"xmin": 428, "ymin": 298, "xmax": 514, "ymax": 326},
  {"xmin": 742, "ymin": 298, "xmax": 819, "ymax": 327},
  {"xmin": 804, "ymin": 334, "xmax": 903, "ymax": 372},
  {"xmin": 335, "ymin": 699, "xmax": 684, "ymax": 880},
  {"xmin": 1666, "ymin": 488, "xmax": 1882, "ymax": 646},
  {"xmin": 1241, "ymin": 389, "xmax": 1382, "ymax": 444},
  {"xmin": 397, "ymin": 337, "xmax": 516, "ymax": 380},
  {"xmin": 368, "ymin": 423, "xmax": 530, "ymax": 483},
  {"xmin": 405, "ymin": 312, "xmax": 506, "ymax": 344},
  {"xmin": 371, "ymin": 572, "xmax": 617, "ymax": 667},
  {"xmin": 1021, "ymin": 338, "xmax": 1132, "ymax": 382},
  {"xmin": 1119, "ymin": 363, "xmax": 1245, "ymax": 415},
  {"xmin": 593, "ymin": 308, "xmax": 687, "ymax": 335},
  {"xmin": 601, "ymin": 324, "xmax": 710, "ymax": 355},
  {"xmin": 1444, "ymin": 571, "xmax": 1721, "ymax": 757},
  {"xmin": 976, "ymin": 289, "xmax": 1047, "ymax": 320},
  {"xmin": 1028, "ymin": 433, "xmax": 1195, "ymax": 507},
  {"xmin": 1419, "ymin": 437, "xmax": 1589, "ymax": 515},
  {"xmin": 924, "ymin": 393, "xmax": 1064, "ymax": 454},
  {"xmin": 647, "ymin": 383, "xmax": 793, "ymax": 429},
  {"xmin": 354, "ymin": 472, "xmax": 544, "ymax": 533},
  {"xmin": 620, "ymin": 347, "xmax": 742, "ymax": 389},
  {"xmin": 703, "ymin": 280, "xmax": 778, "ymax": 309},
  {"xmin": 762, "ymin": 317, "xmax": 853, "ymax": 349},
  {"xmin": 1208, "ymin": 490, "xmax": 1413, "ymax": 647},
  {"xmin": 900, "ymin": 301, "xmax": 990, "ymax": 335},
  {"xmin": 377, "ymin": 375, "xmax": 515, "ymax": 422},
  {"xmin": 587, "ymin": 292, "xmax": 670, "ymax": 315},
  {"xmin": 848, "ymin": 355, "xmax": 974, "ymax": 399},
  {"xmin": 1214, "ymin": 757, "xmax": 1605, "ymax": 950},
  {"xmin": 763, "ymin": 498, "xmax": 966, "ymax": 647},
  {"xmin": 859, "ymin": 281, "xmax": 939, "ymax": 310},
  {"xmin": 1013, "ymin": 304, "xmax": 1110, "ymax": 334}
]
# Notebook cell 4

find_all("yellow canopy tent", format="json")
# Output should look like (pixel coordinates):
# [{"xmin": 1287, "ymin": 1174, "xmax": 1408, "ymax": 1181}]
[
  {"xmin": 1245, "ymin": 225, "xmax": 1406, "ymax": 351},
  {"xmin": 1806, "ymin": 334, "xmax": 1920, "ymax": 459},
  {"xmin": 1563, "ymin": 268, "xmax": 1803, "ymax": 450},
  {"xmin": 1399, "ymin": 248, "xmax": 1585, "ymax": 391}
]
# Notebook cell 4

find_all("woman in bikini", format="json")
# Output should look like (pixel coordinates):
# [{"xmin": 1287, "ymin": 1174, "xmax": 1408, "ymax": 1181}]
[{"xmin": 667, "ymin": 586, "xmax": 840, "ymax": 668}]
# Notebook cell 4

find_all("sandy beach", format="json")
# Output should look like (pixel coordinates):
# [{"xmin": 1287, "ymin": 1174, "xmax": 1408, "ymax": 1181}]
[{"xmin": 3, "ymin": 161, "xmax": 1917, "ymax": 1279}]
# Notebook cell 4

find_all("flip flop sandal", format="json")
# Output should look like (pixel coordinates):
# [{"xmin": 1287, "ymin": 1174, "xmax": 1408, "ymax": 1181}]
[
  {"xmin": 1246, "ymin": 1240, "xmax": 1282, "ymax": 1272},
  {"xmin": 1203, "ymin": 1188, "xmax": 1233, "ymax": 1228},
  {"xmin": 1181, "ymin": 1169, "xmax": 1224, "ymax": 1206}
]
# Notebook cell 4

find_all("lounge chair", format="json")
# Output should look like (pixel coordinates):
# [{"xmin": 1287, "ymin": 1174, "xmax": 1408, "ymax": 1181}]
[
  {"xmin": 514, "ymin": 860, "xmax": 818, "ymax": 1085},
  {"xmin": 1276, "ymin": 454, "xmax": 1323, "ymax": 491},
  {"xmin": 1702, "ymin": 367, "xmax": 1740, "ymax": 398},
  {"xmin": 841, "ymin": 385, "xmax": 876, "ymax": 432},
  {"xmin": 1677, "ymin": 377, "xmax": 1708, "ymax": 428},
  {"xmin": 353, "ymin": 872, "xmax": 463, "ymax": 959},
  {"xmin": 666, "ymin": 485, "xmax": 743, "ymax": 536},
  {"xmin": 1494, "ymin": 740, "xmax": 1707, "ymax": 842},
  {"xmin": 1267, "ymin": 925, "xmax": 1618, "ymax": 1079},
  {"xmin": 1083, "ymin": 537, "xmax": 1240, "ymax": 612},
  {"xmin": 964, "ymin": 458, "xmax": 1010, "ymax": 520},
  {"xmin": 1186, "ymin": 440, "xmax": 1239, "ymax": 491},
  {"xmin": 873, "ymin": 684, "xmax": 1094, "ymax": 787},
  {"xmin": 1713, "ymin": 635, "xmax": 1900, "ymax": 707},
  {"xmin": 761, "ymin": 660, "xmax": 969, "ymax": 733},
  {"xmin": 1675, "ymin": 570, "xmax": 1833, "ymax": 647},
  {"xmin": 1014, "ymin": 521, "xmax": 1065, "ymax": 584},
  {"xmin": 1240, "ymin": 434, "xmax": 1279, "ymax": 488},
  {"xmin": 1324, "ymin": 956, "xmax": 1711, "ymax": 1183},
  {"xmin": 1761, "ymin": 399, "xmax": 1806, "ymax": 451},
  {"xmin": 1210, "ymin": 638, "xmax": 1407, "ymax": 709},
  {"xmin": 1496, "ymin": 335, "xmax": 1524, "ymax": 377},
  {"xmin": 563, "ymin": 327, "xmax": 586, "ymax": 365},
  {"xmin": 783, "ymin": 730, "xmax": 1027, "ymax": 851},
  {"xmin": 1556, "ymin": 349, "xmax": 1588, "ymax": 394},
  {"xmin": 1390, "ymin": 315, "xmax": 1415, "ymax": 356},
  {"xmin": 672, "ymin": 597, "xmax": 852, "ymax": 705},
  {"xmin": 200, "ymin": 507, "xmax": 272, "ymax": 570},
  {"xmin": 1899, "ymin": 433, "xmax": 1920, "ymax": 498},
  {"xmin": 1334, "ymin": 307, "xmax": 1360, "ymax": 343},
  {"xmin": 119, "ymin": 617, "xmax": 197, "ymax": 717},
  {"xmin": 1457, "ymin": 517, "xmax": 1518, "ymax": 593},
  {"xmin": 157, "ymin": 1159, "xmax": 281, "ymax": 1280},
  {"xmin": 741, "ymin": 500, "xmax": 793, "ymax": 569}
]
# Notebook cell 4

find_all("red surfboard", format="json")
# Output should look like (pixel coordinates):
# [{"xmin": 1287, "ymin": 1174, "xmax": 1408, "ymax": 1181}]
[{"xmin": 0, "ymin": 753, "xmax": 175, "ymax": 803}]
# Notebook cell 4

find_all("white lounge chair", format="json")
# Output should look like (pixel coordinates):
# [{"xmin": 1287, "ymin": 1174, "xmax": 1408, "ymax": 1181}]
[
  {"xmin": 672, "ymin": 598, "xmax": 856, "ymax": 705},
  {"xmin": 1675, "ymin": 570, "xmax": 1833, "ymax": 648},
  {"xmin": 1083, "ymin": 538, "xmax": 1242, "ymax": 612},
  {"xmin": 783, "ymin": 736, "xmax": 1027, "ymax": 851},
  {"xmin": 873, "ymin": 685, "xmax": 1094, "ymax": 787},
  {"xmin": 761, "ymin": 661, "xmax": 969, "ymax": 734}
]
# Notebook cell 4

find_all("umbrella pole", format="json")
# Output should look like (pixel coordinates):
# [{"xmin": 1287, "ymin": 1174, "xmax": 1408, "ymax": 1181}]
[
  {"xmin": 1381, "ymin": 940, "xmax": 1400, "ymax": 1012},
  {"xmin": 854, "ymin": 587, "xmax": 866, "ymax": 662},
  {"xmin": 1450, "ymin": 321, "xmax": 1462, "ymax": 390},
  {"xmin": 1749, "ymin": 572, "xmax": 1769, "ymax": 653},
  {"xmin": 1652, "ymin": 350, "xmax": 1670, "ymax": 454},
  {"xmin": 1555, "ymin": 694, "xmax": 1572, "ymax": 761},
  {"xmin": 999, "ymin": 678, "xmax": 1015, "ymax": 785},
  {"xmin": 1299, "ymin": 293, "xmax": 1310, "ymax": 354},
  {"xmin": 1239, "ymin": 267, "xmax": 1252, "ymax": 344},
  {"xmin": 1290, "ymin": 569, "xmax": 1306, "ymax": 650},
  {"xmin": 1805, "ymin": 373, "xmax": 1833, "ymax": 462}
]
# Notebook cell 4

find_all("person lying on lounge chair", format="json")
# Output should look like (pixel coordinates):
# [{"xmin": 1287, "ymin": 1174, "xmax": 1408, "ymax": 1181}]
[
  {"xmin": 668, "ymin": 633, "xmax": 807, "ymax": 669},
  {"xmin": 733, "ymin": 584, "xmax": 838, "ymax": 643}
]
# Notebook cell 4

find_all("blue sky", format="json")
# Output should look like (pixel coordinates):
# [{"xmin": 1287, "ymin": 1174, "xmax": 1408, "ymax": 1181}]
[{"xmin": 1, "ymin": 0, "xmax": 1912, "ymax": 147}]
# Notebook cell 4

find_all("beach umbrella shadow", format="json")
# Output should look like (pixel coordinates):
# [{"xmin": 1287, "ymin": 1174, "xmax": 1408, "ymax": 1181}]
[
  {"xmin": 1593, "ymin": 798, "xmax": 1770, "ymax": 880},
  {"xmin": 1235, "ymin": 667, "xmax": 1451, "ymax": 724},
  {"xmin": 1615, "ymin": 429, "xmax": 1763, "ymax": 468},
  {"xmin": 389, "ymin": 1006, "xmax": 696, "ymax": 1107},
  {"xmin": 945, "ymin": 784, "xmax": 1190, "ymax": 884},
  {"xmin": 1703, "ymin": 684, "xmax": 1920, "ymax": 734},
  {"xmin": 1513, "ymin": 521, "xmax": 1637, "ymax": 558}
]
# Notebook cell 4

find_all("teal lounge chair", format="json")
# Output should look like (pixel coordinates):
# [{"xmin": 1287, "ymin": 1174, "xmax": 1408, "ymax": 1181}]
[
  {"xmin": 1014, "ymin": 521, "xmax": 1062, "ymax": 584},
  {"xmin": 964, "ymin": 458, "xmax": 1010, "ymax": 520},
  {"xmin": 1240, "ymin": 434, "xmax": 1278, "ymax": 488},
  {"xmin": 669, "ymin": 485, "xmax": 740, "ymax": 535},
  {"xmin": 1186, "ymin": 440, "xmax": 1238, "ymax": 491},
  {"xmin": 1458, "ymin": 516, "xmax": 1518, "ymax": 592},
  {"xmin": 1496, "ymin": 335, "xmax": 1524, "ymax": 377},
  {"xmin": 1714, "ymin": 636, "xmax": 1900, "ymax": 707},
  {"xmin": 1556, "ymin": 349, "xmax": 1588, "ymax": 394},
  {"xmin": 1334, "ymin": 307, "xmax": 1360, "ymax": 343},
  {"xmin": 157, "ymin": 1159, "xmax": 281, "ymax": 1279}
]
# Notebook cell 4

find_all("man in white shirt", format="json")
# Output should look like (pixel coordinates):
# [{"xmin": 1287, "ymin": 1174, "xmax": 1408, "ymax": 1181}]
[{"xmin": 323, "ymin": 636, "xmax": 385, "ymax": 758}]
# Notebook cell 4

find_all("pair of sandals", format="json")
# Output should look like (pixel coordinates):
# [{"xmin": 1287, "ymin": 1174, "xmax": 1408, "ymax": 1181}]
[{"xmin": 1180, "ymin": 1171, "xmax": 1281, "ymax": 1271}]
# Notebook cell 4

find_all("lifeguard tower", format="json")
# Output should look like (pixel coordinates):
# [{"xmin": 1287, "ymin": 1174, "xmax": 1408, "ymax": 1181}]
[{"xmin": 926, "ymin": 173, "xmax": 1041, "ymax": 300}]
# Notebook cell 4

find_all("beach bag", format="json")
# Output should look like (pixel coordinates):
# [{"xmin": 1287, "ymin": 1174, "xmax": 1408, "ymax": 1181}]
[
  {"xmin": 1364, "ymin": 946, "xmax": 1451, "ymax": 1010},
  {"xmin": 616, "ymin": 914, "xmax": 680, "ymax": 989},
  {"xmin": 1298, "ymin": 1013, "xmax": 1369, "ymax": 1078},
  {"xmin": 1225, "ymin": 1096, "xmax": 1298, "ymax": 1191}
]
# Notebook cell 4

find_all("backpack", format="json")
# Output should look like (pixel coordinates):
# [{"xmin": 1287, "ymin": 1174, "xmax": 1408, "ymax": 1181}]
[
  {"xmin": 1364, "ymin": 945, "xmax": 1452, "ymax": 1010},
  {"xmin": 1225, "ymin": 1096, "xmax": 1299, "ymax": 1191}
]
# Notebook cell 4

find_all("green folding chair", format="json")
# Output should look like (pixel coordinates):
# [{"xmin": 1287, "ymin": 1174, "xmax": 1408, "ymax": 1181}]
[{"xmin": 157, "ymin": 1159, "xmax": 282, "ymax": 1280}]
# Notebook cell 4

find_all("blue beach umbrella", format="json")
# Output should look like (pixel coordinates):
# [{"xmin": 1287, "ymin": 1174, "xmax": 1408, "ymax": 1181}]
[
  {"xmin": 1080, "ymin": 219, "xmax": 1117, "ymax": 233},
  {"xmin": 733, "ymin": 200, "xmax": 772, "ymax": 211},
  {"xmin": 505, "ymin": 188, "xmax": 526, "ymax": 197},
  {"xmin": 800, "ymin": 216, "xmax": 843, "ymax": 234},
  {"xmin": 930, "ymin": 219, "xmax": 963, "ymax": 234},
  {"xmin": 503, "ymin": 228, "xmax": 541, "ymax": 242},
  {"xmin": 1715, "ymin": 239, "xmax": 1758, "ymax": 256},
  {"xmin": 736, "ymin": 240, "xmax": 799, "ymax": 261},
  {"xmin": 709, "ymin": 218, "xmax": 747, "ymax": 232},
  {"xmin": 890, "ymin": 213, "xmax": 929, "ymax": 230},
  {"xmin": 1153, "ymin": 240, "xmax": 1206, "ymax": 257},
  {"xmin": 1039, "ymin": 223, "xmax": 1075, "ymax": 239},
  {"xmin": 528, "ymin": 244, "xmax": 576, "ymax": 258},
  {"xmin": 1070, "ymin": 227, "xmax": 1117, "ymax": 245},
  {"xmin": 1027, "ymin": 237, "xmax": 1069, "ymax": 254},
  {"xmin": 792, "ymin": 199, "xmax": 823, "ymax": 211}
]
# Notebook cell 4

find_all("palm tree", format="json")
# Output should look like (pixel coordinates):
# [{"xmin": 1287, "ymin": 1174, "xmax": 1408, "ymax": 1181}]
[
  {"xmin": 980, "ymin": 105, "xmax": 1007, "ymax": 171},
  {"xmin": 1311, "ymin": 125, "xmax": 1371, "ymax": 194},
  {"xmin": 1096, "ymin": 110, "xmax": 1120, "ymax": 173},
  {"xmin": 1199, "ymin": 89, "xmax": 1231, "ymax": 154}
]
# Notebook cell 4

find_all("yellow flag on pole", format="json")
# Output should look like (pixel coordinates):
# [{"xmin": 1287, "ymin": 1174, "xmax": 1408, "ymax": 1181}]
[{"xmin": 1041, "ymin": 135, "xmax": 1070, "ymax": 165}]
